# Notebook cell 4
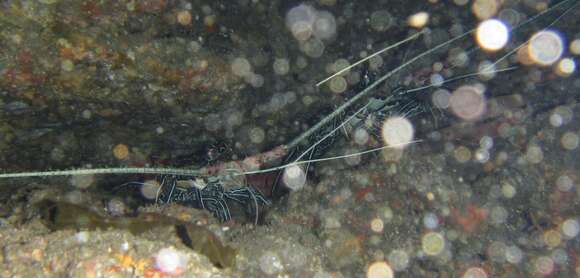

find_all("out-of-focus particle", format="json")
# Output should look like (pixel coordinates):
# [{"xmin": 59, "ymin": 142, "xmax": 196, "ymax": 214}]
[
  {"xmin": 449, "ymin": 85, "xmax": 487, "ymax": 121},
  {"xmin": 476, "ymin": 19, "xmax": 509, "ymax": 51},
  {"xmin": 561, "ymin": 131, "xmax": 579, "ymax": 150},
  {"xmin": 543, "ymin": 229, "xmax": 562, "ymax": 248},
  {"xmin": 472, "ymin": 0, "xmax": 499, "ymax": 20},
  {"xmin": 388, "ymin": 249, "xmax": 409, "ymax": 271},
  {"xmin": 453, "ymin": 145, "xmax": 472, "ymax": 163},
  {"xmin": 70, "ymin": 174, "xmax": 95, "ymax": 189},
  {"xmin": 408, "ymin": 12, "xmax": 429, "ymax": 28},
  {"xmin": 61, "ymin": 59, "xmax": 74, "ymax": 72},
  {"xmin": 570, "ymin": 39, "xmax": 580, "ymax": 55},
  {"xmin": 113, "ymin": 143, "xmax": 130, "ymax": 160},
  {"xmin": 555, "ymin": 58, "xmax": 576, "ymax": 77},
  {"xmin": 462, "ymin": 267, "xmax": 488, "ymax": 278},
  {"xmin": 369, "ymin": 10, "xmax": 393, "ymax": 32},
  {"xmin": 561, "ymin": 218, "xmax": 579, "ymax": 238},
  {"xmin": 534, "ymin": 256, "xmax": 554, "ymax": 276},
  {"xmin": 329, "ymin": 76, "xmax": 347, "ymax": 93},
  {"xmin": 154, "ymin": 247, "xmax": 189, "ymax": 276},
  {"xmin": 177, "ymin": 10, "xmax": 192, "ymax": 26},
  {"xmin": 422, "ymin": 232, "xmax": 445, "ymax": 256},
  {"xmin": 259, "ymin": 251, "xmax": 284, "ymax": 275},
  {"xmin": 528, "ymin": 30, "xmax": 564, "ymax": 66},
  {"xmin": 366, "ymin": 261, "xmax": 394, "ymax": 278},
  {"xmin": 273, "ymin": 58, "xmax": 290, "ymax": 75},
  {"xmin": 141, "ymin": 179, "xmax": 161, "ymax": 200},
  {"xmin": 381, "ymin": 116, "xmax": 415, "ymax": 149},
  {"xmin": 370, "ymin": 218, "xmax": 384, "ymax": 233}
]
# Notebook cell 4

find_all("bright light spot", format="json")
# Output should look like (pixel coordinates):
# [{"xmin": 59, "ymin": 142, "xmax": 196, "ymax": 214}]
[
  {"xmin": 381, "ymin": 116, "xmax": 415, "ymax": 149},
  {"xmin": 422, "ymin": 232, "xmax": 445, "ymax": 256},
  {"xmin": 528, "ymin": 30, "xmax": 564, "ymax": 66},
  {"xmin": 474, "ymin": 149, "xmax": 489, "ymax": 163},
  {"xmin": 472, "ymin": 0, "xmax": 499, "ymax": 20},
  {"xmin": 476, "ymin": 19, "xmax": 509, "ymax": 51},
  {"xmin": 462, "ymin": 267, "xmax": 488, "ymax": 278},
  {"xmin": 408, "ymin": 11, "xmax": 429, "ymax": 28},
  {"xmin": 556, "ymin": 58, "xmax": 576, "ymax": 77},
  {"xmin": 283, "ymin": 164, "xmax": 307, "ymax": 191},
  {"xmin": 370, "ymin": 218, "xmax": 384, "ymax": 233},
  {"xmin": 366, "ymin": 261, "xmax": 394, "ymax": 278},
  {"xmin": 154, "ymin": 248, "xmax": 188, "ymax": 276},
  {"xmin": 450, "ymin": 85, "xmax": 487, "ymax": 121}
]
